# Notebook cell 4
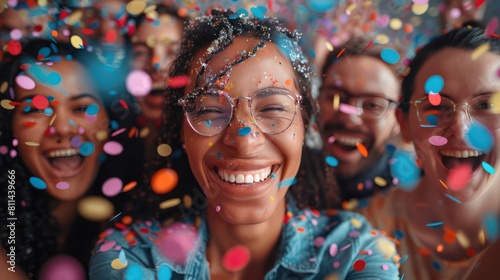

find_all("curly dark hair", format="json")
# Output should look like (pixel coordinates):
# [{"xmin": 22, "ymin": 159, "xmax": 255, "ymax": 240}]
[
  {"xmin": 138, "ymin": 9, "xmax": 339, "ymax": 221},
  {"xmin": 0, "ymin": 39, "xmax": 132, "ymax": 279}
]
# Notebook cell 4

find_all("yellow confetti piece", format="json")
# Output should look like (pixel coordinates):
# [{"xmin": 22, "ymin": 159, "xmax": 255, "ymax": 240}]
[
  {"xmin": 374, "ymin": 176, "xmax": 388, "ymax": 187},
  {"xmin": 0, "ymin": 81, "xmax": 8, "ymax": 93},
  {"xmin": 323, "ymin": 274, "xmax": 340, "ymax": 280},
  {"xmin": 412, "ymin": 3, "xmax": 429, "ymax": 16},
  {"xmin": 356, "ymin": 142, "xmax": 368, "ymax": 158},
  {"xmin": 471, "ymin": 43, "xmax": 490, "ymax": 61},
  {"xmin": 159, "ymin": 198, "xmax": 181, "ymax": 209},
  {"xmin": 376, "ymin": 238, "xmax": 396, "ymax": 259},
  {"xmin": 346, "ymin": 3, "xmax": 357, "ymax": 14},
  {"xmin": 351, "ymin": 218, "xmax": 362, "ymax": 228},
  {"xmin": 456, "ymin": 231, "xmax": 470, "ymax": 248},
  {"xmin": 342, "ymin": 198, "xmax": 359, "ymax": 210},
  {"xmin": 139, "ymin": 127, "xmax": 150, "ymax": 138},
  {"xmin": 111, "ymin": 258, "xmax": 128, "ymax": 269},
  {"xmin": 389, "ymin": 18, "xmax": 403, "ymax": 30},
  {"xmin": 78, "ymin": 196, "xmax": 114, "ymax": 222},
  {"xmin": 65, "ymin": 10, "xmax": 83, "ymax": 26},
  {"xmin": 490, "ymin": 91, "xmax": 500, "ymax": 114},
  {"xmin": 157, "ymin": 143, "xmax": 172, "ymax": 157},
  {"xmin": 144, "ymin": 4, "xmax": 157, "ymax": 14},
  {"xmin": 439, "ymin": 179, "xmax": 448, "ymax": 189},
  {"xmin": 183, "ymin": 194, "xmax": 193, "ymax": 208},
  {"xmin": 208, "ymin": 141, "xmax": 214, "ymax": 147},
  {"xmin": 49, "ymin": 114, "xmax": 56, "ymax": 126},
  {"xmin": 95, "ymin": 130, "xmax": 108, "ymax": 141},
  {"xmin": 37, "ymin": 0, "xmax": 48, "ymax": 7},
  {"xmin": 70, "ymin": 35, "xmax": 84, "ymax": 49},
  {"xmin": 24, "ymin": 142, "xmax": 39, "ymax": 147},
  {"xmin": 325, "ymin": 41, "xmax": 334, "ymax": 52},
  {"xmin": 1, "ymin": 99, "xmax": 15, "ymax": 110},
  {"xmin": 374, "ymin": 34, "xmax": 390, "ymax": 45},
  {"xmin": 270, "ymin": 196, "xmax": 274, "ymax": 201},
  {"xmin": 126, "ymin": 0, "xmax": 147, "ymax": 16},
  {"xmin": 478, "ymin": 229, "xmax": 486, "ymax": 245},
  {"xmin": 333, "ymin": 94, "xmax": 340, "ymax": 110},
  {"xmin": 402, "ymin": 67, "xmax": 411, "ymax": 77}
]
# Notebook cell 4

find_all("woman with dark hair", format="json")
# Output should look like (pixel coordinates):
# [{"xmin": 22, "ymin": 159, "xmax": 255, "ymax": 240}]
[
  {"xmin": 90, "ymin": 9, "xmax": 399, "ymax": 279},
  {"xmin": 0, "ymin": 39, "xmax": 129, "ymax": 279},
  {"xmin": 360, "ymin": 27, "xmax": 500, "ymax": 279}
]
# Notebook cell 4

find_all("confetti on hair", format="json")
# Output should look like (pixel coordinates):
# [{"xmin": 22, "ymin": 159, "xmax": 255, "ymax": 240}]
[
  {"xmin": 485, "ymin": 18, "xmax": 498, "ymax": 37},
  {"xmin": 159, "ymin": 198, "xmax": 181, "ymax": 209},
  {"xmin": 471, "ymin": 43, "xmax": 490, "ymax": 61}
]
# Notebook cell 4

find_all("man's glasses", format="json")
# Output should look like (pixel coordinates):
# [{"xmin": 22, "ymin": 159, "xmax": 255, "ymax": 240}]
[
  {"xmin": 319, "ymin": 87, "xmax": 399, "ymax": 120},
  {"xmin": 178, "ymin": 88, "xmax": 302, "ymax": 137},
  {"xmin": 411, "ymin": 94, "xmax": 500, "ymax": 128}
]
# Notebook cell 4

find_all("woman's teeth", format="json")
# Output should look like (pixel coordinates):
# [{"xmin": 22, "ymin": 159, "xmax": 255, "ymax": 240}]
[
  {"xmin": 440, "ymin": 150, "xmax": 483, "ymax": 158},
  {"xmin": 218, "ymin": 167, "xmax": 272, "ymax": 184},
  {"xmin": 47, "ymin": 149, "xmax": 79, "ymax": 158}
]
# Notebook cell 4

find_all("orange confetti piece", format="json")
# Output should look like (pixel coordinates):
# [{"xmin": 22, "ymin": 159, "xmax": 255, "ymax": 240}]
[
  {"xmin": 23, "ymin": 121, "xmax": 37, "ymax": 127},
  {"xmin": 122, "ymin": 181, "xmax": 137, "ymax": 192},
  {"xmin": 128, "ymin": 127, "xmax": 137, "ymax": 138},
  {"xmin": 285, "ymin": 79, "xmax": 292, "ymax": 86},
  {"xmin": 122, "ymin": 215, "xmax": 132, "ymax": 225},
  {"xmin": 436, "ymin": 244, "xmax": 444, "ymax": 253},
  {"xmin": 296, "ymin": 227, "xmax": 305, "ymax": 233},
  {"xmin": 357, "ymin": 182, "xmax": 364, "ymax": 191},
  {"xmin": 337, "ymin": 48, "xmax": 346, "ymax": 58},
  {"xmin": 356, "ymin": 142, "xmax": 368, "ymax": 158},
  {"xmin": 151, "ymin": 168, "xmax": 178, "ymax": 194},
  {"xmin": 439, "ymin": 179, "xmax": 448, "ymax": 189}
]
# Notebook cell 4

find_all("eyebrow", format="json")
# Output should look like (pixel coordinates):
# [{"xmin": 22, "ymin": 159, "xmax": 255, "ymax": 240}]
[
  {"xmin": 431, "ymin": 91, "xmax": 496, "ymax": 100},
  {"xmin": 16, "ymin": 93, "xmax": 101, "ymax": 103},
  {"xmin": 253, "ymin": 87, "xmax": 294, "ymax": 97}
]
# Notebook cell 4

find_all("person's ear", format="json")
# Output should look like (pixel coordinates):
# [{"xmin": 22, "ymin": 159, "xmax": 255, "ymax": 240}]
[{"xmin": 396, "ymin": 108, "xmax": 411, "ymax": 143}]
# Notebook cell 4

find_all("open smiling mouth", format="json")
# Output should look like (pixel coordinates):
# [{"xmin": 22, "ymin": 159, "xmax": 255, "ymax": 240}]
[
  {"xmin": 215, "ymin": 165, "xmax": 280, "ymax": 185},
  {"xmin": 331, "ymin": 135, "xmax": 364, "ymax": 152},
  {"xmin": 45, "ymin": 148, "xmax": 84, "ymax": 176},
  {"xmin": 440, "ymin": 149, "xmax": 485, "ymax": 172}
]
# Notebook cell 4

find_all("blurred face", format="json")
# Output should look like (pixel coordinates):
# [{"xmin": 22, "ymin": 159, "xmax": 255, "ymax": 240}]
[
  {"xmin": 0, "ymin": 8, "xmax": 52, "ymax": 44},
  {"xmin": 182, "ymin": 37, "xmax": 305, "ymax": 225},
  {"xmin": 404, "ymin": 48, "xmax": 500, "ymax": 202},
  {"xmin": 12, "ymin": 60, "xmax": 109, "ymax": 201},
  {"xmin": 319, "ymin": 55, "xmax": 400, "ymax": 179},
  {"xmin": 132, "ymin": 14, "xmax": 183, "ymax": 121}
]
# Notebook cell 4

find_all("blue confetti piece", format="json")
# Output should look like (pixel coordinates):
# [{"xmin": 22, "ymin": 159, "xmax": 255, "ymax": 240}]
[
  {"xmin": 205, "ymin": 120, "xmax": 212, "ymax": 127},
  {"xmin": 238, "ymin": 126, "xmax": 251, "ymax": 136},
  {"xmin": 426, "ymin": 222, "xmax": 444, "ymax": 228},
  {"xmin": 45, "ymin": 72, "xmax": 61, "ymax": 85},
  {"xmin": 79, "ymin": 142, "xmax": 95, "ymax": 156},
  {"xmin": 278, "ymin": 177, "xmax": 297, "ymax": 188},
  {"xmin": 38, "ymin": 47, "xmax": 51, "ymax": 58},
  {"xmin": 110, "ymin": 120, "xmax": 119, "ymax": 130},
  {"xmin": 23, "ymin": 106, "xmax": 31, "ymax": 113},
  {"xmin": 29, "ymin": 177, "xmax": 47, "ymax": 190},
  {"xmin": 125, "ymin": 264, "xmax": 143, "ymax": 280},
  {"xmin": 108, "ymin": 90, "xmax": 117, "ymax": 96},
  {"xmin": 444, "ymin": 194, "xmax": 461, "ymax": 204},
  {"xmin": 67, "ymin": 119, "xmax": 78, "ymax": 127},
  {"xmin": 157, "ymin": 265, "xmax": 172, "ymax": 280},
  {"xmin": 47, "ymin": 96, "xmax": 55, "ymax": 102},
  {"xmin": 256, "ymin": 6, "xmax": 268, "ymax": 13},
  {"xmin": 310, "ymin": 48, "xmax": 316, "ymax": 58},
  {"xmin": 482, "ymin": 161, "xmax": 495, "ymax": 174},
  {"xmin": 426, "ymin": 115, "xmax": 438, "ymax": 126},
  {"xmin": 390, "ymin": 150, "xmax": 421, "ymax": 191},
  {"xmin": 306, "ymin": 0, "xmax": 335, "ymax": 12},
  {"xmin": 394, "ymin": 229, "xmax": 405, "ymax": 239},
  {"xmin": 44, "ymin": 107, "xmax": 53, "ymax": 116},
  {"xmin": 86, "ymin": 103, "xmax": 99, "ymax": 115},
  {"xmin": 298, "ymin": 5, "xmax": 309, "ymax": 12},
  {"xmin": 432, "ymin": 260, "xmax": 442, "ymax": 271},
  {"xmin": 325, "ymin": 155, "xmax": 338, "ymax": 167},
  {"xmin": 25, "ymin": 98, "xmax": 32, "ymax": 103},
  {"xmin": 424, "ymin": 75, "xmax": 444, "ymax": 94},
  {"xmin": 118, "ymin": 249, "xmax": 127, "ymax": 264},
  {"xmin": 380, "ymin": 48, "xmax": 400, "ymax": 65},
  {"xmin": 399, "ymin": 255, "xmax": 409, "ymax": 264},
  {"xmin": 229, "ymin": 8, "xmax": 248, "ymax": 19},
  {"xmin": 482, "ymin": 213, "xmax": 499, "ymax": 242},
  {"xmin": 65, "ymin": 54, "xmax": 73, "ymax": 61},
  {"xmin": 465, "ymin": 121, "xmax": 493, "ymax": 153},
  {"xmin": 250, "ymin": 7, "xmax": 265, "ymax": 19}
]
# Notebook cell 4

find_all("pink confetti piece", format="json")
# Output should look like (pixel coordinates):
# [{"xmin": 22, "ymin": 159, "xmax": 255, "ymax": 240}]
[
  {"xmin": 339, "ymin": 103, "xmax": 359, "ymax": 115},
  {"xmin": 55, "ymin": 181, "xmax": 70, "ymax": 190},
  {"xmin": 428, "ymin": 136, "xmax": 448, "ymax": 146},
  {"xmin": 329, "ymin": 243, "xmax": 338, "ymax": 257},
  {"xmin": 103, "ymin": 141, "xmax": 123, "ymax": 156},
  {"xmin": 447, "ymin": 164, "xmax": 472, "ymax": 191},
  {"xmin": 485, "ymin": 17, "xmax": 498, "ymax": 37},
  {"xmin": 15, "ymin": 75, "xmax": 36, "ymax": 90}
]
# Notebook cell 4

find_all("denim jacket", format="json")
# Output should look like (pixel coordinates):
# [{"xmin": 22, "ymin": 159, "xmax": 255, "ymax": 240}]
[{"xmin": 90, "ymin": 195, "xmax": 399, "ymax": 279}]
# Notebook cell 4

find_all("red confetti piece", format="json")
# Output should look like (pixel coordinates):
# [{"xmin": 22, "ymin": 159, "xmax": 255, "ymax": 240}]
[
  {"xmin": 429, "ymin": 93, "xmax": 441, "ymax": 106},
  {"xmin": 81, "ymin": 28, "xmax": 95, "ymax": 35},
  {"xmin": 337, "ymin": 48, "xmax": 346, "ymax": 58},
  {"xmin": 23, "ymin": 121, "xmax": 37, "ymax": 127},
  {"xmin": 475, "ymin": 0, "xmax": 486, "ymax": 8},
  {"xmin": 106, "ymin": 29, "xmax": 118, "ymax": 43},
  {"xmin": 447, "ymin": 164, "xmax": 472, "ymax": 191},
  {"xmin": 7, "ymin": 40, "xmax": 22, "ymax": 56},
  {"xmin": 32, "ymin": 95, "xmax": 50, "ymax": 109},
  {"xmin": 365, "ymin": 41, "xmax": 374, "ymax": 50},
  {"xmin": 119, "ymin": 99, "xmax": 128, "ymax": 110},
  {"xmin": 33, "ymin": 25, "xmax": 43, "ymax": 32},
  {"xmin": 222, "ymin": 246, "xmax": 251, "ymax": 272},
  {"xmin": 168, "ymin": 76, "xmax": 190, "ymax": 88},
  {"xmin": 139, "ymin": 228, "xmax": 150, "ymax": 234},
  {"xmin": 268, "ymin": 0, "xmax": 273, "ymax": 11},
  {"xmin": 353, "ymin": 259, "xmax": 366, "ymax": 271}
]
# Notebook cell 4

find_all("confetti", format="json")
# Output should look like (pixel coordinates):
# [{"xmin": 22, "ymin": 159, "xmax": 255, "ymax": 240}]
[
  {"xmin": 99, "ymin": 241, "xmax": 116, "ymax": 253},
  {"xmin": 103, "ymin": 141, "xmax": 123, "ymax": 156},
  {"xmin": 79, "ymin": 142, "xmax": 95, "ymax": 156},
  {"xmin": 389, "ymin": 18, "xmax": 403, "ymax": 31},
  {"xmin": 159, "ymin": 198, "xmax": 181, "ymax": 210},
  {"xmin": 380, "ymin": 48, "xmax": 400, "ymax": 64},
  {"xmin": 390, "ymin": 150, "xmax": 421, "ymax": 191},
  {"xmin": 29, "ymin": 177, "xmax": 47, "ymax": 190},
  {"xmin": 481, "ymin": 161, "xmax": 495, "ymax": 174},
  {"xmin": 447, "ymin": 164, "xmax": 472, "ymax": 191},
  {"xmin": 353, "ymin": 259, "xmax": 366, "ymax": 271},
  {"xmin": 168, "ymin": 76, "xmax": 190, "ymax": 88},
  {"xmin": 222, "ymin": 245, "xmax": 251, "ymax": 272},
  {"xmin": 464, "ymin": 121, "xmax": 493, "ymax": 152},
  {"xmin": 70, "ymin": 35, "xmax": 84, "ymax": 49},
  {"xmin": 428, "ymin": 93, "xmax": 441, "ymax": 106},
  {"xmin": 356, "ymin": 142, "xmax": 368, "ymax": 158},
  {"xmin": 77, "ymin": 196, "xmax": 114, "ymax": 221},
  {"xmin": 412, "ymin": 3, "xmax": 429, "ymax": 15},
  {"xmin": 7, "ymin": 40, "xmax": 22, "ymax": 55},
  {"xmin": 55, "ymin": 181, "xmax": 70, "ymax": 190},
  {"xmin": 102, "ymin": 177, "xmax": 123, "ymax": 197},
  {"xmin": 376, "ymin": 14, "xmax": 390, "ymax": 28},
  {"xmin": 485, "ymin": 18, "xmax": 498, "ymax": 37},
  {"xmin": 325, "ymin": 156, "xmax": 338, "ymax": 167},
  {"xmin": 1, "ymin": 100, "xmax": 15, "ymax": 110},
  {"xmin": 157, "ymin": 144, "xmax": 172, "ymax": 157},
  {"xmin": 428, "ymin": 136, "xmax": 447, "ymax": 146},
  {"xmin": 426, "ymin": 222, "xmax": 443, "ymax": 228},
  {"xmin": 15, "ymin": 75, "xmax": 36, "ymax": 90},
  {"xmin": 24, "ymin": 141, "xmax": 39, "ymax": 146},
  {"xmin": 111, "ymin": 258, "xmax": 127, "ymax": 269},
  {"xmin": 374, "ymin": 176, "xmax": 387, "ymax": 187},
  {"xmin": 39, "ymin": 255, "xmax": 85, "ymax": 280},
  {"xmin": 482, "ymin": 213, "xmax": 500, "ymax": 242},
  {"xmin": 444, "ymin": 193, "xmax": 461, "ymax": 204},
  {"xmin": 126, "ymin": 70, "xmax": 152, "ymax": 97},
  {"xmin": 85, "ymin": 103, "xmax": 99, "ymax": 116},
  {"xmin": 329, "ymin": 243, "xmax": 338, "ymax": 257},
  {"xmin": 157, "ymin": 265, "xmax": 172, "ymax": 280},
  {"xmin": 238, "ymin": 127, "xmax": 251, "ymax": 136},
  {"xmin": 122, "ymin": 181, "xmax": 137, "ymax": 192},
  {"xmin": 490, "ymin": 91, "xmax": 500, "ymax": 114},
  {"xmin": 215, "ymin": 205, "xmax": 221, "ymax": 212},
  {"xmin": 471, "ymin": 43, "xmax": 490, "ymax": 61},
  {"xmin": 151, "ymin": 168, "xmax": 178, "ymax": 194},
  {"xmin": 339, "ymin": 103, "xmax": 358, "ymax": 115},
  {"xmin": 126, "ymin": 0, "xmax": 146, "ymax": 15},
  {"xmin": 424, "ymin": 75, "xmax": 444, "ymax": 94},
  {"xmin": 278, "ymin": 178, "xmax": 298, "ymax": 188}
]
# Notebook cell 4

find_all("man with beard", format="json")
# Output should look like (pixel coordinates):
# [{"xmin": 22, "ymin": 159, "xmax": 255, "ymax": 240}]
[
  {"xmin": 317, "ymin": 36, "xmax": 402, "ymax": 204},
  {"xmin": 130, "ymin": 4, "xmax": 185, "ymax": 163}
]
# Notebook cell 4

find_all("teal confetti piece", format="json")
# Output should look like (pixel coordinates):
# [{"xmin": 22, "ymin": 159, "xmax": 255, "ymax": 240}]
[
  {"xmin": 279, "ymin": 178, "xmax": 297, "ymax": 188},
  {"xmin": 426, "ymin": 222, "xmax": 444, "ymax": 228},
  {"xmin": 444, "ymin": 194, "xmax": 461, "ymax": 204},
  {"xmin": 424, "ymin": 75, "xmax": 444, "ymax": 94},
  {"xmin": 238, "ymin": 126, "xmax": 251, "ymax": 136},
  {"xmin": 29, "ymin": 177, "xmax": 47, "ymax": 190},
  {"xmin": 325, "ymin": 156, "xmax": 338, "ymax": 167},
  {"xmin": 482, "ymin": 161, "xmax": 495, "ymax": 174}
]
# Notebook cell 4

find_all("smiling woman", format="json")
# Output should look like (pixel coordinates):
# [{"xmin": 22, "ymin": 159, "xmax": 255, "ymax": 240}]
[
  {"xmin": 0, "ymin": 39, "xmax": 127, "ymax": 279},
  {"xmin": 90, "ymin": 9, "xmax": 400, "ymax": 280}
]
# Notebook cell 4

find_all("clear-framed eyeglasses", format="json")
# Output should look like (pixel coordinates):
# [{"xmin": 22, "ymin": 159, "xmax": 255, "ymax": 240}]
[
  {"xmin": 411, "ymin": 94, "xmax": 500, "ymax": 128},
  {"xmin": 319, "ymin": 87, "xmax": 399, "ymax": 120},
  {"xmin": 178, "ymin": 87, "xmax": 303, "ymax": 137}
]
